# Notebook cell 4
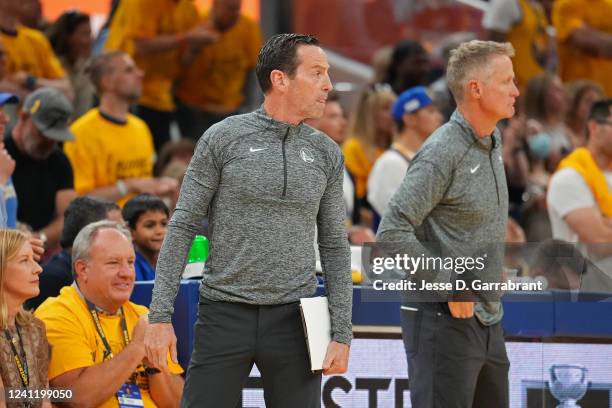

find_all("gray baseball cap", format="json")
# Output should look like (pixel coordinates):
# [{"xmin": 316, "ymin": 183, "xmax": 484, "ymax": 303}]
[{"xmin": 23, "ymin": 88, "xmax": 74, "ymax": 142}]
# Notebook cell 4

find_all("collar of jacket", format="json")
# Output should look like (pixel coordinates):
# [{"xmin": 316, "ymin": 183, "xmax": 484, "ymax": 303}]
[
  {"xmin": 450, "ymin": 109, "xmax": 501, "ymax": 152},
  {"xmin": 254, "ymin": 105, "xmax": 307, "ymax": 137}
]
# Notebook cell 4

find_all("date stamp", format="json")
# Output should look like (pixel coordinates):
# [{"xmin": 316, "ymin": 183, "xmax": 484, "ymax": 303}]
[{"xmin": 3, "ymin": 388, "xmax": 74, "ymax": 402}]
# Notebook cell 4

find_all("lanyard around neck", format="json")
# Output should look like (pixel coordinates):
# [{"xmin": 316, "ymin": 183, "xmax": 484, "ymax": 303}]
[
  {"xmin": 86, "ymin": 299, "xmax": 129, "ymax": 361},
  {"xmin": 4, "ymin": 324, "xmax": 29, "ymax": 387}
]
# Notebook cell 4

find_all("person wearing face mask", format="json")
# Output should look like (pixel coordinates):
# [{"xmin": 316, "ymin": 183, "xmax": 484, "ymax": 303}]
[
  {"xmin": 524, "ymin": 72, "xmax": 572, "ymax": 170},
  {"xmin": 522, "ymin": 128, "xmax": 553, "ymax": 241},
  {"xmin": 4, "ymin": 87, "xmax": 77, "ymax": 251}
]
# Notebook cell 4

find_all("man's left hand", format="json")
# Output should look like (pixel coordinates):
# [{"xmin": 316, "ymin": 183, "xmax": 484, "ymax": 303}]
[{"xmin": 322, "ymin": 341, "xmax": 349, "ymax": 375}]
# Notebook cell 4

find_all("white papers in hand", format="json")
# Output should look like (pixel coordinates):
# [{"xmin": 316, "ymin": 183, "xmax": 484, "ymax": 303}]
[{"xmin": 299, "ymin": 296, "xmax": 332, "ymax": 372}]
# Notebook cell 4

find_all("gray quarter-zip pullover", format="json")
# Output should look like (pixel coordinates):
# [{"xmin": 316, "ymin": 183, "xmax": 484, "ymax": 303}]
[
  {"xmin": 149, "ymin": 107, "xmax": 353, "ymax": 345},
  {"xmin": 377, "ymin": 109, "xmax": 508, "ymax": 325}
]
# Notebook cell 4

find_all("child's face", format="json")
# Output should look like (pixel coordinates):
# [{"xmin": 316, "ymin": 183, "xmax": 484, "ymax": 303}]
[{"xmin": 132, "ymin": 210, "xmax": 168, "ymax": 254}]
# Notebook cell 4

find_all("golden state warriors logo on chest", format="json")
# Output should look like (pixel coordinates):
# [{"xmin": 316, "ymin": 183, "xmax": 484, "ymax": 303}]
[{"xmin": 300, "ymin": 147, "xmax": 315, "ymax": 164}]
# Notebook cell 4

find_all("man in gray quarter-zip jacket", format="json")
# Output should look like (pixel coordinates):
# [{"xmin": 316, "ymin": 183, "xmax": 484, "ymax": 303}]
[
  {"xmin": 377, "ymin": 40, "xmax": 519, "ymax": 408},
  {"xmin": 144, "ymin": 33, "xmax": 352, "ymax": 408}
]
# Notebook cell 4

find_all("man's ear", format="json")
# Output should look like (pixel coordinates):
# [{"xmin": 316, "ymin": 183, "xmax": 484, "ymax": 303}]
[
  {"xmin": 467, "ymin": 79, "xmax": 481, "ymax": 100},
  {"xmin": 73, "ymin": 259, "xmax": 88, "ymax": 283},
  {"xmin": 270, "ymin": 69, "xmax": 286, "ymax": 90}
]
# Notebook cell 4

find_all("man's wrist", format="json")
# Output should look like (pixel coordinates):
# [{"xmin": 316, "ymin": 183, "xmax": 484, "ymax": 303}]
[{"xmin": 332, "ymin": 331, "xmax": 353, "ymax": 346}]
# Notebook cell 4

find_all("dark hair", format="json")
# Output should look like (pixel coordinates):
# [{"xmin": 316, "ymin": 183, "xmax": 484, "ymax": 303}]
[
  {"xmin": 588, "ymin": 99, "xmax": 612, "ymax": 122},
  {"xmin": 384, "ymin": 40, "xmax": 426, "ymax": 89},
  {"xmin": 154, "ymin": 139, "xmax": 196, "ymax": 177},
  {"xmin": 46, "ymin": 11, "xmax": 90, "ymax": 60},
  {"xmin": 60, "ymin": 196, "xmax": 119, "ymax": 249},
  {"xmin": 122, "ymin": 194, "xmax": 170, "ymax": 229},
  {"xmin": 565, "ymin": 80, "xmax": 603, "ymax": 125},
  {"xmin": 524, "ymin": 72, "xmax": 556, "ymax": 122},
  {"xmin": 87, "ymin": 50, "xmax": 126, "ymax": 94},
  {"xmin": 255, "ymin": 33, "xmax": 319, "ymax": 93}
]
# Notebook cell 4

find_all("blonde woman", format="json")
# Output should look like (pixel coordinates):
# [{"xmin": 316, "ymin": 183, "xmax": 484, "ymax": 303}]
[
  {"xmin": 0, "ymin": 229, "xmax": 49, "ymax": 408},
  {"xmin": 343, "ymin": 84, "xmax": 396, "ymax": 223}
]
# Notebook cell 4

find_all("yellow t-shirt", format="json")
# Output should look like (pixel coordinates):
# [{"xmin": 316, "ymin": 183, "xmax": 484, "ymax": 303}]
[
  {"xmin": 35, "ymin": 286, "xmax": 183, "ymax": 408},
  {"xmin": 506, "ymin": 0, "xmax": 549, "ymax": 89},
  {"xmin": 343, "ymin": 138, "xmax": 384, "ymax": 200},
  {"xmin": 64, "ymin": 108, "xmax": 155, "ymax": 206},
  {"xmin": 0, "ymin": 25, "xmax": 65, "ymax": 78},
  {"xmin": 553, "ymin": 0, "xmax": 612, "ymax": 96},
  {"xmin": 175, "ymin": 13, "xmax": 262, "ymax": 112},
  {"xmin": 105, "ymin": 0, "xmax": 199, "ymax": 111}
]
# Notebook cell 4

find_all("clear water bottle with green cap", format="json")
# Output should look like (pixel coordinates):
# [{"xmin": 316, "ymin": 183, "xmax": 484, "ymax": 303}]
[{"xmin": 182, "ymin": 235, "xmax": 209, "ymax": 279}]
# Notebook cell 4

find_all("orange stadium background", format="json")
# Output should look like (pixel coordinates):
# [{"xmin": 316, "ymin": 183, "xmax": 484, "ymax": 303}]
[{"xmin": 41, "ymin": 0, "xmax": 260, "ymax": 29}]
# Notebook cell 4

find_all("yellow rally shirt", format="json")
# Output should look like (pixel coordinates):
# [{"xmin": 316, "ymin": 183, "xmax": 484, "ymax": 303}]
[
  {"xmin": 0, "ymin": 25, "xmax": 65, "ymax": 78},
  {"xmin": 343, "ymin": 138, "xmax": 384, "ymax": 200},
  {"xmin": 175, "ymin": 12, "xmax": 262, "ymax": 112},
  {"xmin": 64, "ymin": 108, "xmax": 155, "ymax": 206},
  {"xmin": 553, "ymin": 0, "xmax": 612, "ymax": 96},
  {"xmin": 35, "ymin": 286, "xmax": 183, "ymax": 408},
  {"xmin": 105, "ymin": 0, "xmax": 199, "ymax": 111},
  {"xmin": 506, "ymin": 0, "xmax": 549, "ymax": 89}
]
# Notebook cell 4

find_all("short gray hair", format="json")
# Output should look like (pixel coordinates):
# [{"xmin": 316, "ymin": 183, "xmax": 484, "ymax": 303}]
[
  {"xmin": 446, "ymin": 40, "xmax": 515, "ymax": 102},
  {"xmin": 72, "ymin": 220, "xmax": 132, "ymax": 266}
]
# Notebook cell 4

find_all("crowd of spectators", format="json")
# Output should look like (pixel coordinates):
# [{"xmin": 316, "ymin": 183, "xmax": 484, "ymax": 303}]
[{"xmin": 0, "ymin": 0, "xmax": 610, "ymax": 402}]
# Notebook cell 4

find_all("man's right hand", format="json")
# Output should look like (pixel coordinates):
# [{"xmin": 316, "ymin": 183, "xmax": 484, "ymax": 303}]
[
  {"xmin": 448, "ymin": 301, "xmax": 474, "ymax": 319},
  {"xmin": 144, "ymin": 322, "xmax": 178, "ymax": 372}
]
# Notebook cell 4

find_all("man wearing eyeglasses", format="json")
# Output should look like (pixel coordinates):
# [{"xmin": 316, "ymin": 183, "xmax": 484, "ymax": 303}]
[{"xmin": 547, "ymin": 99, "xmax": 612, "ymax": 291}]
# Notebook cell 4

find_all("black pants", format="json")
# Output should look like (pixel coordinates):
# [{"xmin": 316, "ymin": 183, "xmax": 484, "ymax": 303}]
[
  {"xmin": 134, "ymin": 104, "xmax": 174, "ymax": 152},
  {"xmin": 181, "ymin": 299, "xmax": 321, "ymax": 408},
  {"xmin": 401, "ymin": 302, "xmax": 509, "ymax": 408},
  {"xmin": 175, "ymin": 100, "xmax": 236, "ymax": 141}
]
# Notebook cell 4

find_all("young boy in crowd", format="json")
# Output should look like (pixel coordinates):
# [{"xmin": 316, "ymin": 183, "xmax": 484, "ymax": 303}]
[{"xmin": 121, "ymin": 194, "xmax": 169, "ymax": 280}]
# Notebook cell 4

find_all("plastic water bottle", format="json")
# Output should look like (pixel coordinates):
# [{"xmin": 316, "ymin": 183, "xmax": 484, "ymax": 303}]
[{"xmin": 182, "ymin": 235, "xmax": 209, "ymax": 279}]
